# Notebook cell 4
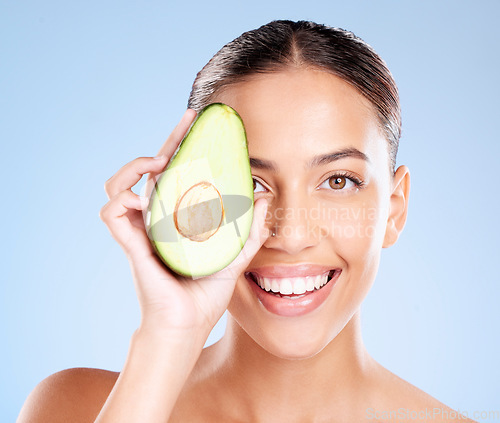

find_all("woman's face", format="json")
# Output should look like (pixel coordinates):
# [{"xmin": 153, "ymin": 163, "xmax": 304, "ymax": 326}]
[{"xmin": 214, "ymin": 68, "xmax": 405, "ymax": 359}]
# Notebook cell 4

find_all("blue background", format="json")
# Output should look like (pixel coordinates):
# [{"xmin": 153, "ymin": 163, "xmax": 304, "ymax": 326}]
[{"xmin": 2, "ymin": 0, "xmax": 499, "ymax": 421}]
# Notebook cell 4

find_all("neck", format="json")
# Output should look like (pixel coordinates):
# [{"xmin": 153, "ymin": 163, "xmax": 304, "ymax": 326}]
[{"xmin": 201, "ymin": 310, "xmax": 374, "ymax": 422}]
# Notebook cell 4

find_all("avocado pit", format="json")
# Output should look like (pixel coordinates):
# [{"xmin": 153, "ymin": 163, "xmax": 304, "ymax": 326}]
[{"xmin": 174, "ymin": 181, "xmax": 224, "ymax": 242}]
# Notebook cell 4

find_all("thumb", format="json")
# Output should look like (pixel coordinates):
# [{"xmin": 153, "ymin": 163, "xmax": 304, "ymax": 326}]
[{"xmin": 218, "ymin": 198, "xmax": 269, "ymax": 278}]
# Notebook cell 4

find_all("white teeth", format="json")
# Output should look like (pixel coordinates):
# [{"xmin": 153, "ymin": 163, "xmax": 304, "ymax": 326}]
[
  {"xmin": 271, "ymin": 279, "xmax": 280, "ymax": 293},
  {"xmin": 253, "ymin": 272, "xmax": 331, "ymax": 296},
  {"xmin": 293, "ymin": 278, "xmax": 306, "ymax": 295},
  {"xmin": 306, "ymin": 277, "xmax": 315, "ymax": 292},
  {"xmin": 264, "ymin": 278, "xmax": 271, "ymax": 292},
  {"xmin": 314, "ymin": 276, "xmax": 321, "ymax": 290},
  {"xmin": 280, "ymin": 278, "xmax": 293, "ymax": 295}
]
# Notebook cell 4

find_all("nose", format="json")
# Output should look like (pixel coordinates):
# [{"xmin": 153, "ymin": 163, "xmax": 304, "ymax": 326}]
[{"xmin": 265, "ymin": 192, "xmax": 321, "ymax": 255}]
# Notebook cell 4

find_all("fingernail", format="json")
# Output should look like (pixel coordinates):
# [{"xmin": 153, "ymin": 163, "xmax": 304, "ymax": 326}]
[{"xmin": 154, "ymin": 154, "xmax": 166, "ymax": 160}]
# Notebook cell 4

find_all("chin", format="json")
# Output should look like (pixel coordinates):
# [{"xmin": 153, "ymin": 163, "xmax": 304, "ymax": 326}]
[
  {"xmin": 264, "ymin": 340, "xmax": 328, "ymax": 361},
  {"xmin": 254, "ymin": 318, "xmax": 344, "ymax": 361}
]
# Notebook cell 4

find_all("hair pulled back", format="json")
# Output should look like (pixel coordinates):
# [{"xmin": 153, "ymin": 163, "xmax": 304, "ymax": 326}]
[{"xmin": 188, "ymin": 20, "xmax": 401, "ymax": 172}]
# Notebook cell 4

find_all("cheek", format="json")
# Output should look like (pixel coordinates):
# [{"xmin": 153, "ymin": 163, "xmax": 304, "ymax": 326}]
[{"xmin": 319, "ymin": 196, "xmax": 389, "ymax": 265}]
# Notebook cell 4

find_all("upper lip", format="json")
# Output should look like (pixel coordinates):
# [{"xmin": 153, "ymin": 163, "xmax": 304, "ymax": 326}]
[{"xmin": 246, "ymin": 263, "xmax": 338, "ymax": 278}]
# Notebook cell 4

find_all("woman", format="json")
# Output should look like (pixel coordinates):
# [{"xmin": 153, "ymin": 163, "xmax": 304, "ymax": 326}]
[{"xmin": 18, "ymin": 20, "xmax": 474, "ymax": 422}]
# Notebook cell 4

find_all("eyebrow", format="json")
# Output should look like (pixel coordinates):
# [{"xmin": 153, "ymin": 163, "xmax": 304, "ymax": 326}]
[{"xmin": 249, "ymin": 147, "xmax": 370, "ymax": 172}]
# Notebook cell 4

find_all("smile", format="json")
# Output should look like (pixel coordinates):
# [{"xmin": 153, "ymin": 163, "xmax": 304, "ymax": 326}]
[
  {"xmin": 246, "ymin": 270, "xmax": 337, "ymax": 299},
  {"xmin": 244, "ymin": 267, "xmax": 341, "ymax": 317}
]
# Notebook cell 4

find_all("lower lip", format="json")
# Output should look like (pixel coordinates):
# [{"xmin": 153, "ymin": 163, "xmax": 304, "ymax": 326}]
[{"xmin": 245, "ymin": 271, "xmax": 340, "ymax": 317}]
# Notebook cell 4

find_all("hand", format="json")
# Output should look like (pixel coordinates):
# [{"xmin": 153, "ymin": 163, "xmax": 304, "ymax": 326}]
[{"xmin": 99, "ymin": 109, "xmax": 269, "ymax": 341}]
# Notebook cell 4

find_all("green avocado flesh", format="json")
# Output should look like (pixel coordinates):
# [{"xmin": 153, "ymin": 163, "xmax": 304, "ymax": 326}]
[{"xmin": 146, "ymin": 103, "xmax": 254, "ymax": 278}]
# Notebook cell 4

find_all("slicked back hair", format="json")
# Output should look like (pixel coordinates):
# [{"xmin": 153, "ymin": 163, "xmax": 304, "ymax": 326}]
[{"xmin": 188, "ymin": 20, "xmax": 401, "ymax": 172}]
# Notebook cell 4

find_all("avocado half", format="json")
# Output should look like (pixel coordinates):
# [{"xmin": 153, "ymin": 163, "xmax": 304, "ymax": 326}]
[{"xmin": 145, "ymin": 103, "xmax": 254, "ymax": 278}]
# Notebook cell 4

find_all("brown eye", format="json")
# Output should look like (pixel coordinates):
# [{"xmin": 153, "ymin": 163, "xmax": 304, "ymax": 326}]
[
  {"xmin": 328, "ymin": 176, "xmax": 346, "ymax": 189},
  {"xmin": 253, "ymin": 178, "xmax": 267, "ymax": 193}
]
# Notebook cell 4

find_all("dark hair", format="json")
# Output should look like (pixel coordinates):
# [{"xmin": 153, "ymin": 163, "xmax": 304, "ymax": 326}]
[{"xmin": 188, "ymin": 20, "xmax": 401, "ymax": 172}]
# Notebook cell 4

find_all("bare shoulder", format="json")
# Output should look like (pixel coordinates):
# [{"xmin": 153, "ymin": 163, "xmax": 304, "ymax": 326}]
[
  {"xmin": 370, "ymin": 361, "xmax": 477, "ymax": 422},
  {"xmin": 17, "ymin": 367, "xmax": 119, "ymax": 423}
]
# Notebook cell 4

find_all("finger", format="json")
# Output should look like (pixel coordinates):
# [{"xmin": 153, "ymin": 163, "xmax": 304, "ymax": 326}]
[
  {"xmin": 156, "ymin": 109, "xmax": 197, "ymax": 158},
  {"xmin": 99, "ymin": 190, "xmax": 152, "ymax": 255},
  {"xmin": 104, "ymin": 156, "xmax": 168, "ymax": 200},
  {"xmin": 144, "ymin": 109, "xmax": 198, "ymax": 200},
  {"xmin": 219, "ymin": 199, "xmax": 270, "ymax": 277}
]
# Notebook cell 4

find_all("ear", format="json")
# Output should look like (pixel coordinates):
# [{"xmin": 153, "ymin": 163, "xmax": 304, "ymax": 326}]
[{"xmin": 383, "ymin": 165, "xmax": 410, "ymax": 248}]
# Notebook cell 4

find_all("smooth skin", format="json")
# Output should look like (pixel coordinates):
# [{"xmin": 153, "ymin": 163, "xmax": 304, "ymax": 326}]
[{"xmin": 18, "ymin": 69, "xmax": 475, "ymax": 423}]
